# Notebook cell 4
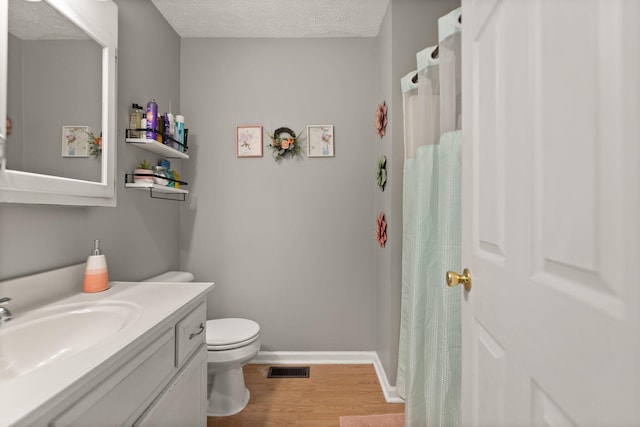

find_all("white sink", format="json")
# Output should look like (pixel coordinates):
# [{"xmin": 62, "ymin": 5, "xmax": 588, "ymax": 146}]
[{"xmin": 0, "ymin": 301, "xmax": 141, "ymax": 380}]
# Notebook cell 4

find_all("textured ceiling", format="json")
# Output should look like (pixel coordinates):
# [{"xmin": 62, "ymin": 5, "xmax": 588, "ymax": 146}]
[
  {"xmin": 9, "ymin": 0, "xmax": 89, "ymax": 40},
  {"xmin": 150, "ymin": 0, "xmax": 390, "ymax": 38}
]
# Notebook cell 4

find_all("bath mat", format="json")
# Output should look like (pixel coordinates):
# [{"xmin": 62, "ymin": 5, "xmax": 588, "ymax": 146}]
[{"xmin": 339, "ymin": 413, "xmax": 404, "ymax": 427}]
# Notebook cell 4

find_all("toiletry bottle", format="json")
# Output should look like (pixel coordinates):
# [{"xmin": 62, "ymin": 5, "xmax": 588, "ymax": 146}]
[
  {"xmin": 146, "ymin": 99, "xmax": 158, "ymax": 140},
  {"xmin": 156, "ymin": 113, "xmax": 164, "ymax": 143},
  {"xmin": 175, "ymin": 115, "xmax": 185, "ymax": 151},
  {"xmin": 135, "ymin": 104, "xmax": 144, "ymax": 135},
  {"xmin": 173, "ymin": 170, "xmax": 181, "ymax": 189},
  {"xmin": 169, "ymin": 113, "xmax": 176, "ymax": 138},
  {"xmin": 140, "ymin": 116, "xmax": 147, "ymax": 136},
  {"xmin": 129, "ymin": 104, "xmax": 142, "ymax": 138},
  {"xmin": 162, "ymin": 113, "xmax": 169, "ymax": 145},
  {"xmin": 158, "ymin": 158, "xmax": 171, "ymax": 170},
  {"xmin": 83, "ymin": 240, "xmax": 109, "ymax": 293},
  {"xmin": 165, "ymin": 112, "xmax": 175, "ymax": 144}
]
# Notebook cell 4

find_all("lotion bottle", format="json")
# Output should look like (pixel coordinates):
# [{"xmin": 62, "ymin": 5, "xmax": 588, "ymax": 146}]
[
  {"xmin": 175, "ymin": 115, "xmax": 185, "ymax": 151},
  {"xmin": 83, "ymin": 240, "xmax": 109, "ymax": 293}
]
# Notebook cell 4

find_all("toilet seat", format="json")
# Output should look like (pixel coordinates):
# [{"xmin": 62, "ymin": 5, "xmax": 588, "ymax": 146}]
[{"xmin": 206, "ymin": 318, "xmax": 260, "ymax": 351}]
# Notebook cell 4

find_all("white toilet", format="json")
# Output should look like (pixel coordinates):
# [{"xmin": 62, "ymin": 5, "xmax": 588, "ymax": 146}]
[{"xmin": 144, "ymin": 271, "xmax": 261, "ymax": 417}]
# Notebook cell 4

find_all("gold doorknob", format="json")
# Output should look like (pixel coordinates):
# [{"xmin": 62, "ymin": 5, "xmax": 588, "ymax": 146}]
[{"xmin": 446, "ymin": 268, "xmax": 472, "ymax": 292}]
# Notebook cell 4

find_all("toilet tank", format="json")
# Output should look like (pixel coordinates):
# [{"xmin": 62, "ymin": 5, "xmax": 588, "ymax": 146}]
[{"xmin": 143, "ymin": 271, "xmax": 194, "ymax": 282}]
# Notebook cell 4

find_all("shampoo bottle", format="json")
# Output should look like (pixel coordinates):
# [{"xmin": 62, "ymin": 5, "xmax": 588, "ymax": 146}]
[
  {"xmin": 146, "ymin": 99, "xmax": 158, "ymax": 140},
  {"xmin": 83, "ymin": 240, "xmax": 109, "ymax": 293}
]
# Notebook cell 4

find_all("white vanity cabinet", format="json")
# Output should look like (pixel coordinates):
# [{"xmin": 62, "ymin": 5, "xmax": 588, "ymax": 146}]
[{"xmin": 47, "ymin": 302, "xmax": 208, "ymax": 427}]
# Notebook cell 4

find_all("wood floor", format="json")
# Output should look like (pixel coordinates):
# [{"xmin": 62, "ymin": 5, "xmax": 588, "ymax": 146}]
[{"xmin": 207, "ymin": 364, "xmax": 404, "ymax": 427}]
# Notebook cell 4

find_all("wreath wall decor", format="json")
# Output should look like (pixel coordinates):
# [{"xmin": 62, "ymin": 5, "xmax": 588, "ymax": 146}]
[
  {"xmin": 267, "ymin": 127, "xmax": 303, "ymax": 161},
  {"xmin": 375, "ymin": 101, "xmax": 388, "ymax": 138}
]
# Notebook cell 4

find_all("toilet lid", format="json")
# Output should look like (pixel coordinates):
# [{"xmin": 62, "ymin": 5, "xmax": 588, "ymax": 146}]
[{"xmin": 206, "ymin": 318, "xmax": 260, "ymax": 348}]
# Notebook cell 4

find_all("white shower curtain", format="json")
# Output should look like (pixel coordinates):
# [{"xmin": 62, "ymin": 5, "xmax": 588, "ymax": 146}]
[{"xmin": 396, "ymin": 8, "xmax": 462, "ymax": 427}]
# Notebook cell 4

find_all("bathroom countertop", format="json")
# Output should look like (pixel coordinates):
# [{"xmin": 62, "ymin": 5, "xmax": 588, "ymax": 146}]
[{"xmin": 0, "ymin": 280, "xmax": 214, "ymax": 426}]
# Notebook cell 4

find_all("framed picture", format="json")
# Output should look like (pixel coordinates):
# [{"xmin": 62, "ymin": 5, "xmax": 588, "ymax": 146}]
[
  {"xmin": 307, "ymin": 125, "xmax": 334, "ymax": 157},
  {"xmin": 61, "ymin": 126, "xmax": 89, "ymax": 157},
  {"xmin": 236, "ymin": 125, "xmax": 263, "ymax": 157}
]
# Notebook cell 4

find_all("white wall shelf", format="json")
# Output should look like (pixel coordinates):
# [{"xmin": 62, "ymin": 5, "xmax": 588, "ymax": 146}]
[
  {"xmin": 124, "ymin": 175, "xmax": 188, "ymax": 201},
  {"xmin": 125, "ymin": 182, "xmax": 188, "ymax": 194},
  {"xmin": 126, "ymin": 138, "xmax": 189, "ymax": 159}
]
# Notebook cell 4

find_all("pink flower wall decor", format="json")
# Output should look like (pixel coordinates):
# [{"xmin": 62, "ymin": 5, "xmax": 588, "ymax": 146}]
[
  {"xmin": 375, "ymin": 101, "xmax": 388, "ymax": 138},
  {"xmin": 376, "ymin": 212, "xmax": 387, "ymax": 248}
]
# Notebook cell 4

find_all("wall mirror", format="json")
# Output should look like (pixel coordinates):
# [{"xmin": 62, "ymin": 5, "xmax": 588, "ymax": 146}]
[{"xmin": 0, "ymin": 0, "xmax": 117, "ymax": 206}]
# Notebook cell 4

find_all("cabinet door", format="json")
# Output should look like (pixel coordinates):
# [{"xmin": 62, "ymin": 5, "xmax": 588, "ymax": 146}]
[
  {"xmin": 52, "ymin": 330, "xmax": 175, "ymax": 426},
  {"xmin": 135, "ymin": 346, "xmax": 207, "ymax": 427}
]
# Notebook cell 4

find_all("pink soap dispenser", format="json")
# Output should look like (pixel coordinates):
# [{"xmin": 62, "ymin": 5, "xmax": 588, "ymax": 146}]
[{"xmin": 83, "ymin": 240, "xmax": 109, "ymax": 293}]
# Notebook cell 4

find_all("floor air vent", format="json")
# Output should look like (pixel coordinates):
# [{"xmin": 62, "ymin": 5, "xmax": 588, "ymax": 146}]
[{"xmin": 267, "ymin": 366, "xmax": 310, "ymax": 378}]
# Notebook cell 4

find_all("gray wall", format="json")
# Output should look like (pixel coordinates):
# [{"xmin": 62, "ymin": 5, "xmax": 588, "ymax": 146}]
[
  {"xmin": 179, "ymin": 38, "xmax": 378, "ymax": 351},
  {"xmin": 375, "ymin": 0, "xmax": 461, "ymax": 385},
  {"xmin": 0, "ymin": 0, "xmax": 182, "ymax": 281},
  {"xmin": 375, "ymin": 1, "xmax": 396, "ymax": 385}
]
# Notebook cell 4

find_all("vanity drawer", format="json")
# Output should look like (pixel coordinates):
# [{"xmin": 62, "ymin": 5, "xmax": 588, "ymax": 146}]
[{"xmin": 176, "ymin": 302, "xmax": 206, "ymax": 367}]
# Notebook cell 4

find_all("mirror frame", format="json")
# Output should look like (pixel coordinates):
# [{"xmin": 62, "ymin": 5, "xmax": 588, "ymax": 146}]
[{"xmin": 0, "ymin": 0, "xmax": 117, "ymax": 206}]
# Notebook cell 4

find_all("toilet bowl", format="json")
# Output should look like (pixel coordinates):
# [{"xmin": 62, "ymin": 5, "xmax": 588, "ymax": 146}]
[{"xmin": 144, "ymin": 271, "xmax": 260, "ymax": 416}]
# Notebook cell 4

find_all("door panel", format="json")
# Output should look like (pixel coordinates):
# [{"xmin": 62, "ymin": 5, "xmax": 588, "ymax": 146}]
[
  {"xmin": 532, "ymin": 0, "xmax": 623, "ymax": 304},
  {"xmin": 474, "ymin": 321, "xmax": 505, "ymax": 427},
  {"xmin": 531, "ymin": 382, "xmax": 576, "ymax": 427},
  {"xmin": 475, "ymin": 2, "xmax": 507, "ymax": 261}
]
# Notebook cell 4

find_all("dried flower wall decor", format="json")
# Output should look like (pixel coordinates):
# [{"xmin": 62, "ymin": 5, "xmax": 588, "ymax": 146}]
[
  {"xmin": 87, "ymin": 130, "xmax": 102, "ymax": 159},
  {"xmin": 376, "ymin": 212, "xmax": 387, "ymax": 248},
  {"xmin": 267, "ymin": 127, "xmax": 303, "ymax": 161},
  {"xmin": 375, "ymin": 101, "xmax": 388, "ymax": 138},
  {"xmin": 376, "ymin": 155, "xmax": 387, "ymax": 191}
]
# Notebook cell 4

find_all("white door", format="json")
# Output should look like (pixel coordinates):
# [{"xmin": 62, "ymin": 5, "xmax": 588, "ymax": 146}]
[{"xmin": 460, "ymin": 1, "xmax": 640, "ymax": 426}]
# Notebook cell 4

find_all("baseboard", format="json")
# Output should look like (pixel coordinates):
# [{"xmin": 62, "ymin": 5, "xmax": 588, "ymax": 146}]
[{"xmin": 252, "ymin": 351, "xmax": 404, "ymax": 404}]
